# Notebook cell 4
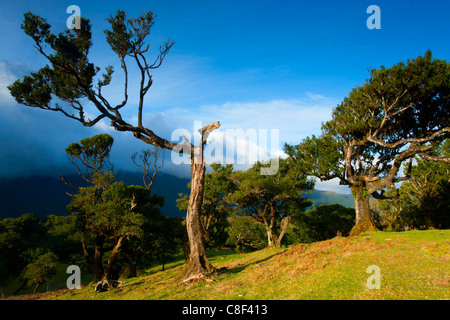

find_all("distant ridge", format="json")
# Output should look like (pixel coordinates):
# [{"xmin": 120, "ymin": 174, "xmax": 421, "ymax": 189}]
[
  {"xmin": 305, "ymin": 190, "xmax": 355, "ymax": 209},
  {"xmin": 0, "ymin": 171, "xmax": 190, "ymax": 220},
  {"xmin": 0, "ymin": 172, "xmax": 354, "ymax": 220}
]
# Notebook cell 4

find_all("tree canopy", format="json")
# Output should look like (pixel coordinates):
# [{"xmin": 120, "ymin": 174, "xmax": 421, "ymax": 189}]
[
  {"xmin": 8, "ymin": 10, "xmax": 220, "ymax": 279},
  {"xmin": 285, "ymin": 51, "xmax": 450, "ymax": 235},
  {"xmin": 226, "ymin": 158, "xmax": 314, "ymax": 247}
]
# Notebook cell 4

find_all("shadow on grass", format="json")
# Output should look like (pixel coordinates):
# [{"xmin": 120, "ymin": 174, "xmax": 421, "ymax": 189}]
[{"xmin": 221, "ymin": 249, "xmax": 287, "ymax": 275}]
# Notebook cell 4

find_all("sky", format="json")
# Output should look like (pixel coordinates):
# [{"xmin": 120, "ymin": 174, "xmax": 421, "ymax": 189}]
[{"xmin": 0, "ymin": 0, "xmax": 449, "ymax": 193}]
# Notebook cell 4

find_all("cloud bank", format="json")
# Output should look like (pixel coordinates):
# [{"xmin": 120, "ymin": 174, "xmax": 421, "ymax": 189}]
[{"xmin": 0, "ymin": 58, "xmax": 350, "ymax": 193}]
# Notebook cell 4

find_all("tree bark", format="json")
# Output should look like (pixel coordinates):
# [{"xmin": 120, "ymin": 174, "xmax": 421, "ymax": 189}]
[
  {"xmin": 81, "ymin": 232, "xmax": 104, "ymax": 283},
  {"xmin": 277, "ymin": 216, "xmax": 291, "ymax": 247},
  {"xmin": 33, "ymin": 283, "xmax": 40, "ymax": 294},
  {"xmin": 92, "ymin": 245, "xmax": 104, "ymax": 283},
  {"xmin": 350, "ymin": 188, "xmax": 378, "ymax": 236},
  {"xmin": 183, "ymin": 159, "xmax": 215, "ymax": 278},
  {"xmin": 181, "ymin": 122, "xmax": 220, "ymax": 279},
  {"xmin": 266, "ymin": 225, "xmax": 275, "ymax": 247},
  {"xmin": 103, "ymin": 236, "xmax": 124, "ymax": 280}
]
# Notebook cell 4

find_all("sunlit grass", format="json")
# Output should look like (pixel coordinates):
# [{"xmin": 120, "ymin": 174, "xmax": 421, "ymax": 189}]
[{"xmin": 17, "ymin": 229, "xmax": 450, "ymax": 300}]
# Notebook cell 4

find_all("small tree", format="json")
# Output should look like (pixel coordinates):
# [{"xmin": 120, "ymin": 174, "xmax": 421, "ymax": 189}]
[
  {"xmin": 226, "ymin": 158, "xmax": 314, "ymax": 247},
  {"xmin": 62, "ymin": 134, "xmax": 115, "ymax": 282},
  {"xmin": 68, "ymin": 173, "xmax": 150, "ymax": 281},
  {"xmin": 63, "ymin": 133, "xmax": 114, "ymax": 188},
  {"xmin": 285, "ymin": 51, "xmax": 450, "ymax": 235},
  {"xmin": 226, "ymin": 214, "xmax": 267, "ymax": 253},
  {"xmin": 290, "ymin": 204, "xmax": 355, "ymax": 243},
  {"xmin": 23, "ymin": 252, "xmax": 57, "ymax": 294}
]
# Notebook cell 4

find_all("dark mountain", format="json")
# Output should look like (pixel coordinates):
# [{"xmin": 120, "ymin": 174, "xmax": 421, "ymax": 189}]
[
  {"xmin": 0, "ymin": 172, "xmax": 354, "ymax": 220},
  {"xmin": 0, "ymin": 171, "xmax": 190, "ymax": 220}
]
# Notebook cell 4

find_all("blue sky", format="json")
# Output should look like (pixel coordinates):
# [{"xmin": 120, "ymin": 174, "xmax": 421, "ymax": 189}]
[{"xmin": 0, "ymin": 0, "xmax": 449, "ymax": 192}]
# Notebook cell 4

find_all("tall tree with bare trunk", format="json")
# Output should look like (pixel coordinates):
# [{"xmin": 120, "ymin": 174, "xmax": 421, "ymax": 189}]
[{"xmin": 8, "ymin": 10, "xmax": 219, "ymax": 278}]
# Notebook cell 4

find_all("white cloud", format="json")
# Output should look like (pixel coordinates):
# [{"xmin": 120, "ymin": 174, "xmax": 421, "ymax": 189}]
[
  {"xmin": 314, "ymin": 178, "xmax": 352, "ymax": 194},
  {"xmin": 143, "ymin": 94, "xmax": 338, "ymax": 178},
  {"xmin": 0, "ymin": 61, "xmax": 22, "ymax": 108},
  {"xmin": 0, "ymin": 58, "xmax": 343, "ymax": 186},
  {"xmin": 148, "ymin": 94, "xmax": 336, "ymax": 161}
]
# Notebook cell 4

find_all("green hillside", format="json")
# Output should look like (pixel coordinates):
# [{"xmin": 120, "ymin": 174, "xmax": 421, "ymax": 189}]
[{"xmin": 10, "ymin": 229, "xmax": 449, "ymax": 300}]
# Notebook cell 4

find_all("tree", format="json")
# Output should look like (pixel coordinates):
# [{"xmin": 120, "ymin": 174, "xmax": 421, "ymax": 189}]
[
  {"xmin": 372, "ymin": 140, "xmax": 450, "ymax": 230},
  {"xmin": 23, "ymin": 251, "xmax": 58, "ymax": 294},
  {"xmin": 68, "ymin": 173, "xmax": 151, "ymax": 281},
  {"xmin": 285, "ymin": 51, "xmax": 450, "ymax": 235},
  {"xmin": 226, "ymin": 158, "xmax": 314, "ymax": 247},
  {"xmin": 177, "ymin": 163, "xmax": 234, "ymax": 249},
  {"xmin": 8, "ymin": 10, "xmax": 220, "ymax": 279},
  {"xmin": 0, "ymin": 213, "xmax": 49, "ymax": 295},
  {"xmin": 226, "ymin": 214, "xmax": 267, "ymax": 253},
  {"xmin": 289, "ymin": 204, "xmax": 355, "ymax": 243},
  {"xmin": 63, "ymin": 133, "xmax": 114, "ymax": 189},
  {"xmin": 62, "ymin": 134, "xmax": 116, "ymax": 282}
]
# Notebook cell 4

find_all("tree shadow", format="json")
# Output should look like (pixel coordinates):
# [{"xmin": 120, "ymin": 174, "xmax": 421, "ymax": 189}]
[{"xmin": 220, "ymin": 249, "xmax": 287, "ymax": 275}]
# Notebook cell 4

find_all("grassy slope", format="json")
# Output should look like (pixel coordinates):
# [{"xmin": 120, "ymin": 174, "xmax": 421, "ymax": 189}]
[{"xmin": 12, "ymin": 229, "xmax": 450, "ymax": 300}]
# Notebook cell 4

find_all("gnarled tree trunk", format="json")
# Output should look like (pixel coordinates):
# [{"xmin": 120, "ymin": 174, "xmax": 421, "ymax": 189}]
[
  {"xmin": 182, "ymin": 122, "xmax": 220, "ymax": 279},
  {"xmin": 81, "ymin": 232, "xmax": 104, "ymax": 283},
  {"xmin": 103, "ymin": 236, "xmax": 124, "ymax": 280},
  {"xmin": 183, "ymin": 159, "xmax": 215, "ymax": 278},
  {"xmin": 350, "ymin": 188, "xmax": 378, "ymax": 236}
]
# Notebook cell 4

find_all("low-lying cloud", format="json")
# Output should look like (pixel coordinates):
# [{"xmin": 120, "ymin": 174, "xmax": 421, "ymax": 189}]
[{"xmin": 0, "ymin": 59, "xmax": 349, "ymax": 193}]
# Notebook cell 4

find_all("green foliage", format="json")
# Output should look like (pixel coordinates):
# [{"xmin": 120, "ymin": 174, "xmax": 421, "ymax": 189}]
[
  {"xmin": 284, "ymin": 134, "xmax": 344, "ymax": 182},
  {"xmin": 23, "ymin": 251, "xmax": 58, "ymax": 293},
  {"xmin": 71, "ymin": 181, "xmax": 146, "ymax": 239},
  {"xmin": 8, "ymin": 12, "xmax": 97, "ymax": 109},
  {"xmin": 372, "ymin": 141, "xmax": 450, "ymax": 231},
  {"xmin": 65, "ymin": 134, "xmax": 114, "ymax": 184},
  {"xmin": 117, "ymin": 196, "xmax": 186, "ymax": 277},
  {"xmin": 42, "ymin": 215, "xmax": 81, "ymax": 262},
  {"xmin": 0, "ymin": 213, "xmax": 47, "ymax": 285},
  {"xmin": 225, "ymin": 215, "xmax": 267, "ymax": 253},
  {"xmin": 7, "ymin": 9, "xmax": 174, "ymax": 130},
  {"xmin": 288, "ymin": 204, "xmax": 355, "ymax": 243},
  {"xmin": 328, "ymin": 51, "xmax": 449, "ymax": 143},
  {"xmin": 226, "ymin": 158, "xmax": 314, "ymax": 247},
  {"xmin": 104, "ymin": 10, "xmax": 155, "ymax": 59},
  {"xmin": 285, "ymin": 51, "xmax": 450, "ymax": 234}
]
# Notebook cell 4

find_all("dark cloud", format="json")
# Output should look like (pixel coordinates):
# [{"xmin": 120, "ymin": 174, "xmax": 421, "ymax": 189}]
[{"xmin": 0, "ymin": 60, "xmax": 191, "ymax": 179}]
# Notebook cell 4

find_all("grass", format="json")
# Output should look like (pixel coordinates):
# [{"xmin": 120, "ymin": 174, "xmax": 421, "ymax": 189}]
[{"xmin": 7, "ymin": 229, "xmax": 450, "ymax": 300}]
